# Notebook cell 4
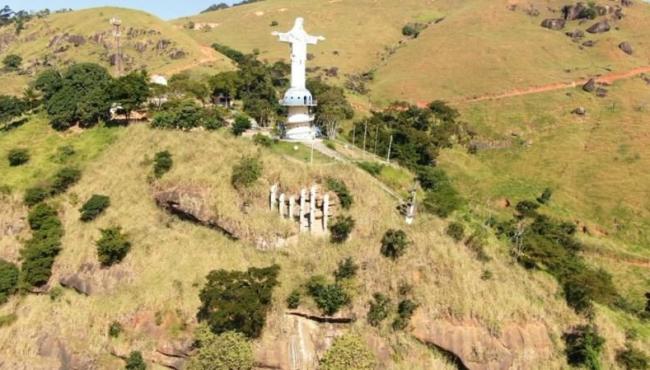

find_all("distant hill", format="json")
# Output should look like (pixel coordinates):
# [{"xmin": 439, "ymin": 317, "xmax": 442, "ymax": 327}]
[{"xmin": 0, "ymin": 7, "xmax": 233, "ymax": 95}]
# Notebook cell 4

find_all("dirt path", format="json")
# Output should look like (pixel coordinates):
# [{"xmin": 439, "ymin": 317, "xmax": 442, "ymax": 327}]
[
  {"xmin": 463, "ymin": 66, "xmax": 650, "ymax": 103},
  {"xmin": 165, "ymin": 45, "xmax": 223, "ymax": 75}
]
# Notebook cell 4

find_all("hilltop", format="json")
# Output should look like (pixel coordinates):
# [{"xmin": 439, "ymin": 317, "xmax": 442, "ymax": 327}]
[{"xmin": 0, "ymin": 7, "xmax": 233, "ymax": 95}]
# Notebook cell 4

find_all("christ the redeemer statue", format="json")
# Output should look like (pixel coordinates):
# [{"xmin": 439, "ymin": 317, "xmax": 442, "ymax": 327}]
[{"xmin": 273, "ymin": 18, "xmax": 325, "ymax": 141}]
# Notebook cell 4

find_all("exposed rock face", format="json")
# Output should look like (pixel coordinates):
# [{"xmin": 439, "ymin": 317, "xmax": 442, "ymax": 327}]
[
  {"xmin": 411, "ymin": 312, "xmax": 554, "ymax": 370},
  {"xmin": 156, "ymin": 39, "xmax": 172, "ymax": 51},
  {"xmin": 541, "ymin": 18, "xmax": 566, "ymax": 30},
  {"xmin": 562, "ymin": 2, "xmax": 588, "ymax": 20},
  {"xmin": 621, "ymin": 0, "xmax": 633, "ymax": 7},
  {"xmin": 582, "ymin": 78, "xmax": 597, "ymax": 92},
  {"xmin": 582, "ymin": 40, "xmax": 596, "ymax": 47},
  {"xmin": 618, "ymin": 41, "xmax": 633, "ymax": 55},
  {"xmin": 58, "ymin": 262, "xmax": 132, "ymax": 295},
  {"xmin": 66, "ymin": 34, "xmax": 86, "ymax": 47},
  {"xmin": 565, "ymin": 29, "xmax": 584, "ymax": 40},
  {"xmin": 586, "ymin": 20, "xmax": 610, "ymax": 33},
  {"xmin": 37, "ymin": 333, "xmax": 95, "ymax": 369},
  {"xmin": 169, "ymin": 49, "xmax": 186, "ymax": 60}
]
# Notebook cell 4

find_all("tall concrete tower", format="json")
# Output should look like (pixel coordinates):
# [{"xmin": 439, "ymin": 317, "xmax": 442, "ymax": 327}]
[
  {"xmin": 110, "ymin": 17, "xmax": 123, "ymax": 76},
  {"xmin": 273, "ymin": 18, "xmax": 324, "ymax": 141}
]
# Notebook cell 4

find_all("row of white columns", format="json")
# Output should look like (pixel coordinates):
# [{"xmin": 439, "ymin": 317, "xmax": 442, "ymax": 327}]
[{"xmin": 270, "ymin": 184, "xmax": 329, "ymax": 233}]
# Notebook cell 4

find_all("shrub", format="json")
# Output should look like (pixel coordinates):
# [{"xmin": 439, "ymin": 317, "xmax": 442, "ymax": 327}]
[
  {"xmin": 7, "ymin": 148, "xmax": 29, "ymax": 166},
  {"xmin": 50, "ymin": 167, "xmax": 81, "ymax": 194},
  {"xmin": 2, "ymin": 54, "xmax": 22, "ymax": 70},
  {"xmin": 21, "ymin": 203, "xmax": 62, "ymax": 287},
  {"xmin": 515, "ymin": 200, "xmax": 540, "ymax": 218},
  {"xmin": 564, "ymin": 325, "xmax": 605, "ymax": 370},
  {"xmin": 446, "ymin": 222, "xmax": 465, "ymax": 241},
  {"xmin": 252, "ymin": 133, "xmax": 274, "ymax": 147},
  {"xmin": 231, "ymin": 156, "xmax": 262, "ymax": 190},
  {"xmin": 357, "ymin": 161, "xmax": 383, "ymax": 176},
  {"xmin": 319, "ymin": 334, "xmax": 375, "ymax": 370},
  {"xmin": 616, "ymin": 345, "xmax": 649, "ymax": 370},
  {"xmin": 79, "ymin": 194, "xmax": 110, "ymax": 222},
  {"xmin": 481, "ymin": 270, "xmax": 493, "ymax": 280},
  {"xmin": 270, "ymin": 20, "xmax": 279, "ymax": 27},
  {"xmin": 380, "ymin": 229, "xmax": 409, "ymax": 260},
  {"xmin": 24, "ymin": 187, "xmax": 49, "ymax": 206},
  {"xmin": 392, "ymin": 299, "xmax": 417, "ymax": 330},
  {"xmin": 108, "ymin": 321, "xmax": 123, "ymax": 338},
  {"xmin": 286, "ymin": 289, "xmax": 301, "ymax": 309},
  {"xmin": 188, "ymin": 327, "xmax": 254, "ymax": 370},
  {"xmin": 537, "ymin": 187, "xmax": 553, "ymax": 204},
  {"xmin": 422, "ymin": 182, "xmax": 462, "ymax": 218},
  {"xmin": 367, "ymin": 293, "xmax": 391, "ymax": 327},
  {"xmin": 96, "ymin": 227, "xmax": 131, "ymax": 266},
  {"xmin": 465, "ymin": 230, "xmax": 491, "ymax": 262},
  {"xmin": 0, "ymin": 259, "xmax": 19, "ymax": 304},
  {"xmin": 417, "ymin": 167, "xmax": 449, "ymax": 191},
  {"xmin": 231, "ymin": 115, "xmax": 251, "ymax": 136},
  {"xmin": 198, "ymin": 265, "xmax": 279, "ymax": 338},
  {"xmin": 402, "ymin": 23, "xmax": 426, "ymax": 38},
  {"xmin": 307, "ymin": 276, "xmax": 350, "ymax": 316},
  {"xmin": 334, "ymin": 257, "xmax": 359, "ymax": 281},
  {"xmin": 329, "ymin": 215, "xmax": 355, "ymax": 243},
  {"xmin": 153, "ymin": 151, "xmax": 173, "ymax": 178},
  {"xmin": 326, "ymin": 177, "xmax": 353, "ymax": 210},
  {"xmin": 125, "ymin": 351, "xmax": 146, "ymax": 370}
]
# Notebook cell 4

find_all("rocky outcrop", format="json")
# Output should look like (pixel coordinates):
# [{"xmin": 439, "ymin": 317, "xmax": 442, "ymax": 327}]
[
  {"xmin": 37, "ymin": 333, "xmax": 95, "ymax": 369},
  {"xmin": 540, "ymin": 18, "xmax": 566, "ymax": 30},
  {"xmin": 411, "ymin": 312, "xmax": 554, "ymax": 370},
  {"xmin": 586, "ymin": 20, "xmax": 610, "ymax": 33},
  {"xmin": 562, "ymin": 2, "xmax": 589, "ymax": 20},
  {"xmin": 582, "ymin": 78, "xmax": 597, "ymax": 92},
  {"xmin": 59, "ymin": 262, "xmax": 132, "ymax": 296},
  {"xmin": 618, "ymin": 41, "xmax": 633, "ymax": 55}
]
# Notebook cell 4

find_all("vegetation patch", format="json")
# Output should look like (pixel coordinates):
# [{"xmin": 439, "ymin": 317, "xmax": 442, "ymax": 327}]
[
  {"xmin": 329, "ymin": 215, "xmax": 355, "ymax": 243},
  {"xmin": 153, "ymin": 151, "xmax": 173, "ymax": 178},
  {"xmin": 20, "ymin": 203, "xmax": 63, "ymax": 287},
  {"xmin": 326, "ymin": 177, "xmax": 353, "ymax": 210},
  {"xmin": 231, "ymin": 156, "xmax": 262, "ymax": 190},
  {"xmin": 7, "ymin": 148, "xmax": 29, "ymax": 166},
  {"xmin": 0, "ymin": 259, "xmax": 19, "ymax": 304},
  {"xmin": 563, "ymin": 325, "xmax": 605, "ymax": 370},
  {"xmin": 96, "ymin": 227, "xmax": 131, "ymax": 266},
  {"xmin": 188, "ymin": 325, "xmax": 254, "ymax": 370},
  {"xmin": 319, "ymin": 333, "xmax": 375, "ymax": 370},
  {"xmin": 79, "ymin": 194, "xmax": 110, "ymax": 222},
  {"xmin": 380, "ymin": 229, "xmax": 409, "ymax": 260},
  {"xmin": 306, "ymin": 275, "xmax": 351, "ymax": 316},
  {"xmin": 197, "ymin": 265, "xmax": 279, "ymax": 338}
]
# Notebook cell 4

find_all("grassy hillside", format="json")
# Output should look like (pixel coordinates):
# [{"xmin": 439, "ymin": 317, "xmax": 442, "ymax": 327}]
[{"xmin": 0, "ymin": 7, "xmax": 233, "ymax": 95}]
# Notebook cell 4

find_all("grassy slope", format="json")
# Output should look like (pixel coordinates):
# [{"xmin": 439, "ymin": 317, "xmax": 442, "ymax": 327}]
[
  {"xmin": 0, "ymin": 7, "xmax": 233, "ymax": 95},
  {"xmin": 0, "ymin": 122, "xmax": 581, "ymax": 368}
]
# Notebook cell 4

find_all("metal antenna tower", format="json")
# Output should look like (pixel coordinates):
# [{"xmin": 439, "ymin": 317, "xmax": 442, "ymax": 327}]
[{"xmin": 110, "ymin": 17, "xmax": 123, "ymax": 76}]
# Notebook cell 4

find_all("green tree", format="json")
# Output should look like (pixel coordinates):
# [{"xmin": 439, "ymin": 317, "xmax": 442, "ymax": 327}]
[
  {"xmin": 197, "ymin": 265, "xmax": 280, "ymax": 338},
  {"xmin": 188, "ymin": 326, "xmax": 254, "ymax": 370},
  {"xmin": 96, "ymin": 227, "xmax": 131, "ymax": 266},
  {"xmin": 446, "ymin": 222, "xmax": 465, "ymax": 242},
  {"xmin": 169, "ymin": 72, "xmax": 210, "ymax": 105},
  {"xmin": 231, "ymin": 114, "xmax": 251, "ymax": 136},
  {"xmin": 0, "ymin": 95, "xmax": 26, "ymax": 129},
  {"xmin": 50, "ymin": 167, "xmax": 81, "ymax": 195},
  {"xmin": 308, "ymin": 79, "xmax": 353, "ymax": 139},
  {"xmin": 125, "ymin": 351, "xmax": 146, "ymax": 370},
  {"xmin": 34, "ymin": 69, "xmax": 63, "ymax": 101},
  {"xmin": 306, "ymin": 276, "xmax": 350, "ymax": 316},
  {"xmin": 392, "ymin": 299, "xmax": 418, "ymax": 330},
  {"xmin": 319, "ymin": 334, "xmax": 375, "ymax": 370},
  {"xmin": 0, "ymin": 259, "xmax": 19, "ymax": 304},
  {"xmin": 334, "ymin": 257, "xmax": 358, "ymax": 281},
  {"xmin": 21, "ymin": 203, "xmax": 63, "ymax": 287},
  {"xmin": 209, "ymin": 71, "xmax": 241, "ymax": 108},
  {"xmin": 422, "ymin": 182, "xmax": 462, "ymax": 218},
  {"xmin": 325, "ymin": 178, "xmax": 353, "ymax": 210},
  {"xmin": 2, "ymin": 54, "xmax": 22, "ymax": 70},
  {"xmin": 153, "ymin": 151, "xmax": 173, "ymax": 178},
  {"xmin": 286, "ymin": 289, "xmax": 301, "ymax": 309},
  {"xmin": 110, "ymin": 70, "xmax": 150, "ymax": 121},
  {"xmin": 231, "ymin": 156, "xmax": 262, "ymax": 190},
  {"xmin": 367, "ymin": 293, "xmax": 391, "ymax": 327},
  {"xmin": 380, "ymin": 229, "xmax": 409, "ymax": 260},
  {"xmin": 564, "ymin": 325, "xmax": 605, "ymax": 370},
  {"xmin": 329, "ymin": 215, "xmax": 355, "ymax": 243}
]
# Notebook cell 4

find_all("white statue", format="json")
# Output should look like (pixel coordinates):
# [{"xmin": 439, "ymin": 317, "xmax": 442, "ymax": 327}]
[{"xmin": 273, "ymin": 18, "xmax": 325, "ymax": 90}]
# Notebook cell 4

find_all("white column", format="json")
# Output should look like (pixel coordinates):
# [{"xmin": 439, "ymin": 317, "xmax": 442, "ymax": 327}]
[
  {"xmin": 279, "ymin": 193, "xmax": 286, "ymax": 218},
  {"xmin": 299, "ymin": 189, "xmax": 307, "ymax": 232},
  {"xmin": 322, "ymin": 194, "xmax": 329, "ymax": 231},
  {"xmin": 289, "ymin": 196, "xmax": 296, "ymax": 220},
  {"xmin": 405, "ymin": 191, "xmax": 416, "ymax": 225},
  {"xmin": 309, "ymin": 185, "xmax": 317, "ymax": 232},
  {"xmin": 270, "ymin": 184, "xmax": 278, "ymax": 210}
]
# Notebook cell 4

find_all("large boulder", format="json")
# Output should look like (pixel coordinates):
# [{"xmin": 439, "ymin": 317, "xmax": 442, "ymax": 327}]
[
  {"xmin": 540, "ymin": 18, "xmax": 566, "ymax": 30},
  {"xmin": 619, "ymin": 41, "xmax": 633, "ymax": 55},
  {"xmin": 583, "ymin": 78, "xmax": 597, "ymax": 92},
  {"xmin": 586, "ymin": 20, "xmax": 610, "ymax": 33},
  {"xmin": 562, "ymin": 2, "xmax": 589, "ymax": 20}
]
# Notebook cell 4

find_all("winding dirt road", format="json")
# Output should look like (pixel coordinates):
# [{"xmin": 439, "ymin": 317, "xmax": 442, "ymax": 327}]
[{"xmin": 463, "ymin": 66, "xmax": 650, "ymax": 103}]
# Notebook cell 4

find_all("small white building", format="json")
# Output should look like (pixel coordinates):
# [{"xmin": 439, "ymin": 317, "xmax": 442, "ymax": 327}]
[{"xmin": 273, "ymin": 18, "xmax": 324, "ymax": 141}]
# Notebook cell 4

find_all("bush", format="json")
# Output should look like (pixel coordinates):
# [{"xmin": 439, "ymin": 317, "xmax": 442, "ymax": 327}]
[
  {"xmin": 515, "ymin": 200, "xmax": 540, "ymax": 218},
  {"xmin": 108, "ymin": 321, "xmax": 123, "ymax": 338},
  {"xmin": 329, "ymin": 215, "xmax": 355, "ymax": 243},
  {"xmin": 286, "ymin": 289, "xmax": 301, "ymax": 309},
  {"xmin": 2, "ymin": 54, "xmax": 22, "ymax": 70},
  {"xmin": 446, "ymin": 222, "xmax": 465, "ymax": 241},
  {"xmin": 79, "ymin": 194, "xmax": 110, "ymax": 222},
  {"xmin": 231, "ymin": 115, "xmax": 251, "ymax": 136},
  {"xmin": 252, "ymin": 133, "xmax": 274, "ymax": 147},
  {"xmin": 21, "ymin": 203, "xmax": 62, "ymax": 287},
  {"xmin": 307, "ymin": 276, "xmax": 350, "ymax": 316},
  {"xmin": 380, "ymin": 229, "xmax": 409, "ymax": 260},
  {"xmin": 24, "ymin": 187, "xmax": 49, "ymax": 206},
  {"xmin": 153, "ymin": 151, "xmax": 172, "ymax": 178},
  {"xmin": 417, "ymin": 167, "xmax": 449, "ymax": 191},
  {"xmin": 537, "ymin": 187, "xmax": 553, "ymax": 204},
  {"xmin": 564, "ymin": 325, "xmax": 605, "ymax": 370},
  {"xmin": 231, "ymin": 156, "xmax": 262, "ymax": 190},
  {"xmin": 367, "ymin": 293, "xmax": 391, "ymax": 327},
  {"xmin": 319, "ymin": 334, "xmax": 375, "ymax": 370},
  {"xmin": 616, "ymin": 345, "xmax": 649, "ymax": 370},
  {"xmin": 326, "ymin": 178, "xmax": 353, "ymax": 210},
  {"xmin": 125, "ymin": 351, "xmax": 146, "ymax": 370},
  {"xmin": 402, "ymin": 23, "xmax": 426, "ymax": 38},
  {"xmin": 334, "ymin": 257, "xmax": 358, "ymax": 281},
  {"xmin": 357, "ymin": 161, "xmax": 384, "ymax": 176},
  {"xmin": 422, "ymin": 183, "xmax": 462, "ymax": 218},
  {"xmin": 392, "ymin": 299, "xmax": 417, "ymax": 330},
  {"xmin": 198, "ymin": 265, "xmax": 279, "ymax": 338},
  {"xmin": 270, "ymin": 20, "xmax": 279, "ymax": 27},
  {"xmin": 188, "ymin": 326, "xmax": 254, "ymax": 370},
  {"xmin": 50, "ymin": 167, "xmax": 81, "ymax": 195},
  {"xmin": 7, "ymin": 148, "xmax": 29, "ymax": 166},
  {"xmin": 0, "ymin": 259, "xmax": 19, "ymax": 304},
  {"xmin": 96, "ymin": 227, "xmax": 131, "ymax": 266}
]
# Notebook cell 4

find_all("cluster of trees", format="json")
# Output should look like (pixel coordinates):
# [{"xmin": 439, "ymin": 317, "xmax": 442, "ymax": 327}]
[
  {"xmin": 197, "ymin": 265, "xmax": 280, "ymax": 338},
  {"xmin": 24, "ymin": 166, "xmax": 81, "ymax": 206},
  {"xmin": 21, "ymin": 203, "xmax": 63, "ymax": 287},
  {"xmin": 0, "ymin": 94, "xmax": 28, "ymax": 130},
  {"xmin": 417, "ymin": 166, "xmax": 463, "ymax": 218},
  {"xmin": 34, "ymin": 64, "xmax": 150, "ymax": 130},
  {"xmin": 0, "ymin": 5, "xmax": 52, "ymax": 35},
  {"xmin": 367, "ymin": 291, "xmax": 417, "ymax": 331}
]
